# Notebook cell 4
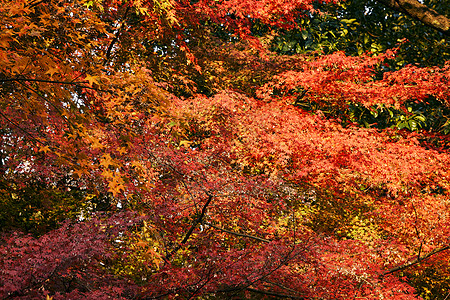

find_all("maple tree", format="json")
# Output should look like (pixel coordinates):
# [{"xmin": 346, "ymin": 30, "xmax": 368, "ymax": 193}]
[{"xmin": 1, "ymin": 0, "xmax": 450, "ymax": 299}]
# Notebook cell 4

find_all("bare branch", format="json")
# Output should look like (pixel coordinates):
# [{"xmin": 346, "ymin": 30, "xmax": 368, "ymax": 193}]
[
  {"xmin": 263, "ymin": 280, "xmax": 304, "ymax": 296},
  {"xmin": 383, "ymin": 245, "xmax": 450, "ymax": 276},
  {"xmin": 0, "ymin": 77, "xmax": 109, "ymax": 92},
  {"xmin": 104, "ymin": 5, "xmax": 131, "ymax": 65},
  {"xmin": 0, "ymin": 110, "xmax": 45, "ymax": 146},
  {"xmin": 165, "ymin": 194, "xmax": 214, "ymax": 260},
  {"xmin": 246, "ymin": 287, "xmax": 305, "ymax": 299},
  {"xmin": 205, "ymin": 222, "xmax": 271, "ymax": 243},
  {"xmin": 375, "ymin": 0, "xmax": 450, "ymax": 36},
  {"xmin": 1, "ymin": 78, "xmax": 85, "ymax": 85}
]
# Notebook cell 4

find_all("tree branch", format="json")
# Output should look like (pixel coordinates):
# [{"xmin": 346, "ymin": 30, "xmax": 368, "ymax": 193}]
[
  {"xmin": 104, "ymin": 5, "xmax": 131, "ymax": 65},
  {"xmin": 205, "ymin": 222, "xmax": 271, "ymax": 243},
  {"xmin": 383, "ymin": 245, "xmax": 450, "ymax": 276},
  {"xmin": 246, "ymin": 287, "xmax": 305, "ymax": 299},
  {"xmin": 0, "ymin": 110, "xmax": 45, "ymax": 146},
  {"xmin": 165, "ymin": 194, "xmax": 214, "ymax": 260},
  {"xmin": 375, "ymin": 0, "xmax": 450, "ymax": 36},
  {"xmin": 0, "ymin": 78, "xmax": 85, "ymax": 85},
  {"xmin": 263, "ymin": 279, "xmax": 304, "ymax": 296},
  {"xmin": 0, "ymin": 77, "xmax": 112, "ymax": 93}
]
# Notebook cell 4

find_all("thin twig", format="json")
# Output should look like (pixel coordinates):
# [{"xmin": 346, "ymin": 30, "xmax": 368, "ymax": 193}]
[
  {"xmin": 246, "ymin": 287, "xmax": 305, "ymax": 299},
  {"xmin": 1, "ymin": 77, "xmax": 108, "ymax": 92},
  {"xmin": 230, "ymin": 240, "xmax": 301, "ymax": 298},
  {"xmin": 16, "ymin": 80, "xmax": 77, "ymax": 132},
  {"xmin": 0, "ymin": 107, "xmax": 78, "ymax": 166},
  {"xmin": 411, "ymin": 201, "xmax": 423, "ymax": 261},
  {"xmin": 0, "ymin": 110, "xmax": 45, "ymax": 146},
  {"xmin": 443, "ymin": 290, "xmax": 450, "ymax": 300},
  {"xmin": 263, "ymin": 280, "xmax": 304, "ymax": 296},
  {"xmin": 205, "ymin": 222, "xmax": 271, "ymax": 243},
  {"xmin": 1, "ymin": 78, "xmax": 84, "ymax": 85}
]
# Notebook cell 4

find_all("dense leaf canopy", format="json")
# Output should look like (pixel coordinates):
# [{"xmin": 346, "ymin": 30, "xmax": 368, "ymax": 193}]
[{"xmin": 1, "ymin": 0, "xmax": 450, "ymax": 299}]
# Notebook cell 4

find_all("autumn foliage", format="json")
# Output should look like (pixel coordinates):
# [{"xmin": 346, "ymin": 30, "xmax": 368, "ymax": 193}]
[{"xmin": 1, "ymin": 0, "xmax": 450, "ymax": 299}]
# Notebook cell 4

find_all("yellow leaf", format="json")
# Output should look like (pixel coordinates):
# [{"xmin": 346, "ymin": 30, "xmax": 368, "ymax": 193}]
[
  {"xmin": 39, "ymin": 145, "xmax": 51, "ymax": 153},
  {"xmin": 100, "ymin": 153, "xmax": 113, "ymax": 168},
  {"xmin": 179, "ymin": 140, "xmax": 193, "ymax": 147},
  {"xmin": 138, "ymin": 7, "xmax": 148, "ymax": 15},
  {"xmin": 118, "ymin": 147, "xmax": 127, "ymax": 155},
  {"xmin": 102, "ymin": 169, "xmax": 114, "ymax": 179},
  {"xmin": 85, "ymin": 193, "xmax": 96, "ymax": 200},
  {"xmin": 84, "ymin": 74, "xmax": 99, "ymax": 86}
]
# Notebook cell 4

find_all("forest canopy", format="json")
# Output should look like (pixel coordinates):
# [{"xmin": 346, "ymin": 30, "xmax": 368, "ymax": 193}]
[{"xmin": 1, "ymin": 0, "xmax": 450, "ymax": 299}]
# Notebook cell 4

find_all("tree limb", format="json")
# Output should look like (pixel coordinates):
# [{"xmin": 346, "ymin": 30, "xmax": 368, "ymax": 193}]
[
  {"xmin": 0, "ymin": 110, "xmax": 45, "ymax": 146},
  {"xmin": 263, "ymin": 279, "xmax": 304, "ymax": 296},
  {"xmin": 0, "ymin": 77, "xmax": 106, "ymax": 91},
  {"xmin": 246, "ymin": 287, "xmax": 305, "ymax": 299},
  {"xmin": 165, "ymin": 194, "xmax": 214, "ymax": 260},
  {"xmin": 104, "ymin": 5, "xmax": 131, "ymax": 65},
  {"xmin": 205, "ymin": 222, "xmax": 271, "ymax": 243},
  {"xmin": 383, "ymin": 245, "xmax": 450, "ymax": 276},
  {"xmin": 1, "ymin": 78, "xmax": 85, "ymax": 85},
  {"xmin": 375, "ymin": 0, "xmax": 450, "ymax": 36}
]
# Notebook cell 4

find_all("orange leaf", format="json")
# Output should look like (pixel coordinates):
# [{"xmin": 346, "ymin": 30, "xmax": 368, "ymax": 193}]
[{"xmin": 85, "ymin": 74, "xmax": 99, "ymax": 87}]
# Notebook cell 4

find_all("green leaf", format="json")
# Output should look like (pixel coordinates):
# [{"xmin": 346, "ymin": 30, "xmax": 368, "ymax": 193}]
[
  {"xmin": 364, "ymin": 34, "xmax": 369, "ymax": 45},
  {"xmin": 301, "ymin": 31, "xmax": 309, "ymax": 40}
]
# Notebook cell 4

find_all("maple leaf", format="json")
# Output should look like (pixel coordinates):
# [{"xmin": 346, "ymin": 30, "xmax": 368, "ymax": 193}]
[
  {"xmin": 39, "ymin": 145, "xmax": 51, "ymax": 153},
  {"xmin": 89, "ymin": 137, "xmax": 104, "ymax": 149},
  {"xmin": 117, "ymin": 147, "xmax": 128, "ymax": 155},
  {"xmin": 108, "ymin": 177, "xmax": 124, "ymax": 196},
  {"xmin": 29, "ymin": 29, "xmax": 42, "ymax": 37},
  {"xmin": 102, "ymin": 169, "xmax": 114, "ymax": 179},
  {"xmin": 84, "ymin": 74, "xmax": 99, "ymax": 87},
  {"xmin": 179, "ymin": 140, "xmax": 193, "ymax": 147},
  {"xmin": 73, "ymin": 168, "xmax": 89, "ymax": 178},
  {"xmin": 45, "ymin": 66, "xmax": 58, "ymax": 78},
  {"xmin": 100, "ymin": 153, "xmax": 114, "ymax": 168}
]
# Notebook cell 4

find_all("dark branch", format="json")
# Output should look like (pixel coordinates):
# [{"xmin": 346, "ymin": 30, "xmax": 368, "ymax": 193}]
[
  {"xmin": 0, "ymin": 77, "xmax": 111, "ymax": 92},
  {"xmin": 375, "ymin": 0, "xmax": 450, "ymax": 36},
  {"xmin": 263, "ymin": 280, "xmax": 304, "ymax": 296},
  {"xmin": 205, "ymin": 222, "xmax": 271, "ymax": 243},
  {"xmin": 246, "ymin": 287, "xmax": 305, "ymax": 299},
  {"xmin": 27, "ymin": 0, "xmax": 46, "ymax": 8},
  {"xmin": 383, "ymin": 245, "xmax": 450, "ymax": 276},
  {"xmin": 104, "ymin": 5, "xmax": 131, "ymax": 65},
  {"xmin": 0, "ymin": 110, "xmax": 45, "ymax": 146},
  {"xmin": 1, "ymin": 78, "xmax": 85, "ymax": 85},
  {"xmin": 165, "ymin": 194, "xmax": 214, "ymax": 260}
]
